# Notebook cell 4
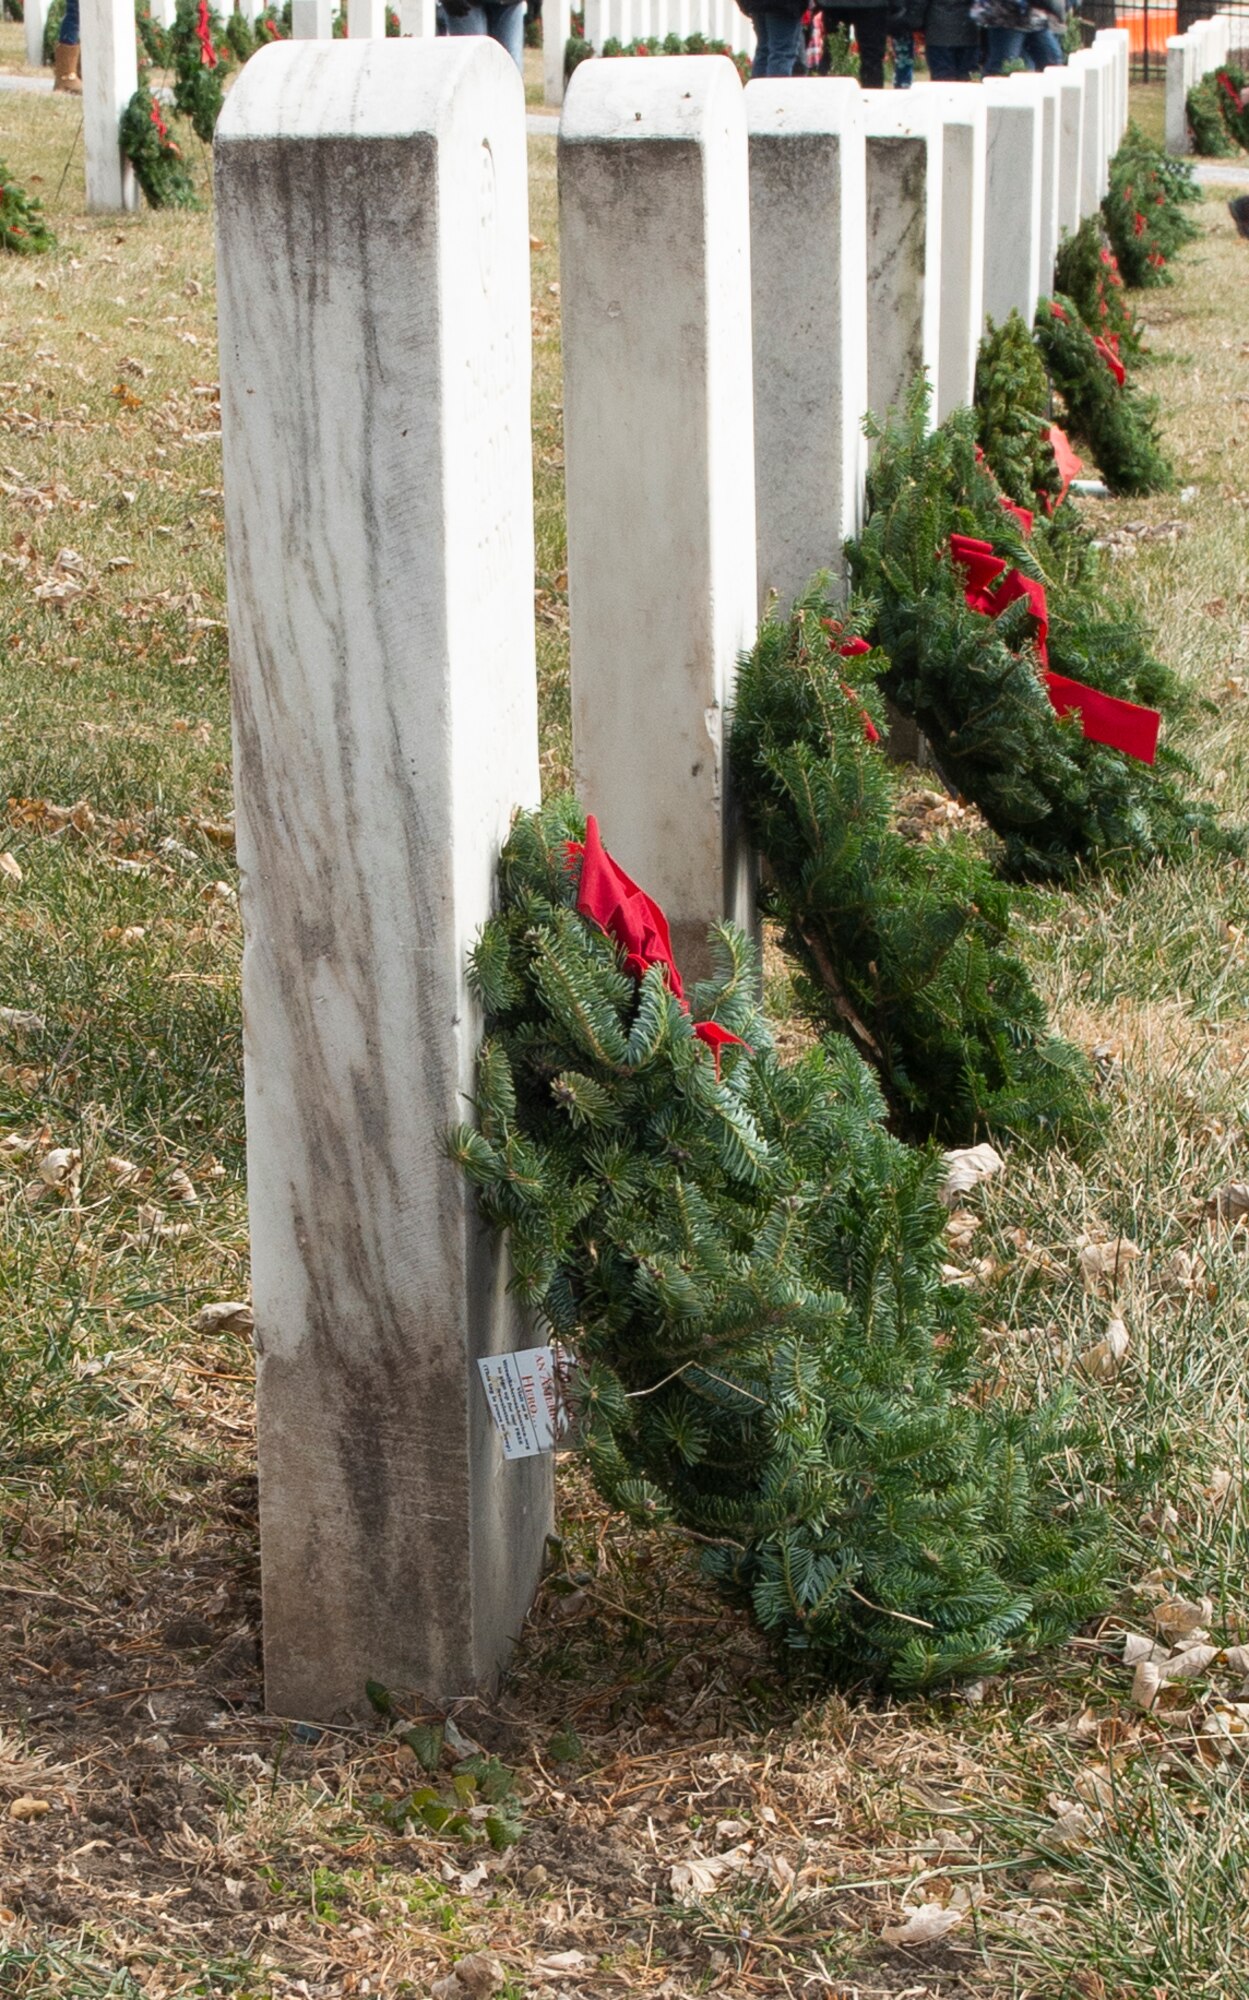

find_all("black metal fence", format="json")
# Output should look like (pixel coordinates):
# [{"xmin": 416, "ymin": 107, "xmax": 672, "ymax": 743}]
[{"xmin": 1079, "ymin": 0, "xmax": 1249, "ymax": 80}]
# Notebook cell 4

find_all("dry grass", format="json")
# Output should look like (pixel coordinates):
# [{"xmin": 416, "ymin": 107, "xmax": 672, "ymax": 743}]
[{"xmin": 3, "ymin": 52, "xmax": 1249, "ymax": 2000}]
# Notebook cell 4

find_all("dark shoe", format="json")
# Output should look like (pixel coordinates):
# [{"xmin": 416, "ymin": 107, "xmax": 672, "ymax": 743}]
[{"xmin": 1229, "ymin": 195, "xmax": 1249, "ymax": 242}]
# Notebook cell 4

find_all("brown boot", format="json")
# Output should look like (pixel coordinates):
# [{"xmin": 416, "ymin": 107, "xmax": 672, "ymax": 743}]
[{"xmin": 53, "ymin": 42, "xmax": 83, "ymax": 94}]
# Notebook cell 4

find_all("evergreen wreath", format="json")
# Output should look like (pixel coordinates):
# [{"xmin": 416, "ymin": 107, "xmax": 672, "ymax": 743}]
[
  {"xmin": 1187, "ymin": 72, "xmax": 1235, "ymax": 157},
  {"xmin": 120, "ymin": 83, "xmax": 199, "ymax": 209},
  {"xmin": 136, "ymin": 0, "xmax": 170, "ymax": 67},
  {"xmin": 1035, "ymin": 292, "xmax": 1174, "ymax": 496},
  {"xmin": 0, "ymin": 160, "xmax": 55, "ymax": 255},
  {"xmin": 730, "ymin": 590, "xmax": 1100, "ymax": 1151},
  {"xmin": 42, "ymin": 0, "xmax": 64, "ymax": 63},
  {"xmin": 1052, "ymin": 216, "xmax": 1144, "ymax": 359},
  {"xmin": 846, "ymin": 382, "xmax": 1238, "ymax": 882},
  {"xmin": 450, "ymin": 800, "xmax": 1112, "ymax": 1690},
  {"xmin": 1101, "ymin": 124, "xmax": 1199, "ymax": 289},
  {"xmin": 974, "ymin": 311, "xmax": 1065, "ymax": 513},
  {"xmin": 1215, "ymin": 65, "xmax": 1249, "ymax": 152},
  {"xmin": 170, "ymin": 0, "xmax": 233, "ymax": 146}
]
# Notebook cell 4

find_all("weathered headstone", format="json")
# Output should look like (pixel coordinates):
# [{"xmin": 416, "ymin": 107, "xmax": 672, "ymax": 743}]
[
  {"xmin": 1050, "ymin": 62, "xmax": 1084, "ymax": 246},
  {"xmin": 348, "ymin": 0, "xmax": 387, "ymax": 34},
  {"xmin": 982, "ymin": 80, "xmax": 1041, "ymax": 331},
  {"xmin": 543, "ymin": 0, "xmax": 570, "ymax": 104},
  {"xmin": 82, "ymin": 0, "xmax": 138, "ymax": 214},
  {"xmin": 911, "ymin": 81, "xmax": 986, "ymax": 423},
  {"xmin": 560, "ymin": 56, "xmax": 757, "ymax": 982},
  {"xmin": 746, "ymin": 76, "xmax": 867, "ymax": 611},
  {"xmin": 863, "ymin": 98, "xmax": 943, "ymax": 440},
  {"xmin": 214, "ymin": 38, "xmax": 550, "ymax": 1723},
  {"xmin": 24, "ymin": 0, "xmax": 47, "ymax": 69},
  {"xmin": 291, "ymin": 0, "xmax": 334, "ymax": 35},
  {"xmin": 1009, "ymin": 69, "xmax": 1059, "ymax": 291},
  {"xmin": 1068, "ymin": 48, "xmax": 1106, "ymax": 214}
]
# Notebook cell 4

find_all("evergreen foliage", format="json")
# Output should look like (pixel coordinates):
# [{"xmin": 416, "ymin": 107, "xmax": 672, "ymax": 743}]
[
  {"xmin": 730, "ymin": 591, "xmax": 1100, "ymax": 1151},
  {"xmin": 1215, "ymin": 65, "xmax": 1249, "ymax": 151},
  {"xmin": 1187, "ymin": 72, "xmax": 1235, "ymax": 156},
  {"xmin": 599, "ymin": 31, "xmax": 751, "ymax": 78},
  {"xmin": 846, "ymin": 383, "xmax": 1238, "ymax": 881},
  {"xmin": 136, "ymin": 0, "xmax": 170, "ymax": 65},
  {"xmin": 120, "ymin": 84, "xmax": 199, "ymax": 210},
  {"xmin": 974, "ymin": 311, "xmax": 1062, "ymax": 512},
  {"xmin": 450, "ymin": 801, "xmax": 1112, "ymax": 1690},
  {"xmin": 42, "ymin": 0, "xmax": 64, "ymax": 62},
  {"xmin": 170, "ymin": 0, "xmax": 233, "ymax": 145},
  {"xmin": 0, "ymin": 160, "xmax": 55, "ymax": 255},
  {"xmin": 1035, "ymin": 292, "xmax": 1174, "ymax": 496},
  {"xmin": 1052, "ymin": 216, "xmax": 1144, "ymax": 357},
  {"xmin": 1102, "ymin": 124, "xmax": 1200, "ymax": 288}
]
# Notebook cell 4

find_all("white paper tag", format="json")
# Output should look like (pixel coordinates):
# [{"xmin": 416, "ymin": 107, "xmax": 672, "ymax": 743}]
[{"xmin": 477, "ymin": 1346, "xmax": 561, "ymax": 1461}]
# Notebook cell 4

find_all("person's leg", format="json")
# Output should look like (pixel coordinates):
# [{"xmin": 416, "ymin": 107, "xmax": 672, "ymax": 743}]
[
  {"xmin": 764, "ymin": 11, "xmax": 804, "ymax": 73},
  {"xmin": 1023, "ymin": 24, "xmax": 1063, "ymax": 67},
  {"xmin": 853, "ymin": 8, "xmax": 887, "ymax": 85},
  {"xmin": 926, "ymin": 40, "xmax": 960, "ymax": 78},
  {"xmin": 444, "ymin": 5, "xmax": 491, "ymax": 38},
  {"xmin": 487, "ymin": 0, "xmax": 526, "ymax": 68},
  {"xmin": 983, "ymin": 24, "xmax": 1024, "ymax": 71},
  {"xmin": 892, "ymin": 27, "xmax": 913, "ymax": 84},
  {"xmin": 751, "ymin": 12, "xmax": 774, "ymax": 76},
  {"xmin": 55, "ymin": 0, "xmax": 82, "ymax": 91}
]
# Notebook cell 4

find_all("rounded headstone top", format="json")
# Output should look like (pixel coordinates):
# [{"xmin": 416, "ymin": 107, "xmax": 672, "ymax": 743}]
[
  {"xmin": 215, "ymin": 36, "xmax": 521, "ymax": 147},
  {"xmin": 560, "ymin": 52, "xmax": 745, "ymax": 146},
  {"xmin": 743, "ymin": 75, "xmax": 864, "ymax": 140}
]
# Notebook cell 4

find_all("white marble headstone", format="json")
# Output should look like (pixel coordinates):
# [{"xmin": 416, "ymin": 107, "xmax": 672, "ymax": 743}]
[{"xmin": 215, "ymin": 38, "xmax": 550, "ymax": 1721}]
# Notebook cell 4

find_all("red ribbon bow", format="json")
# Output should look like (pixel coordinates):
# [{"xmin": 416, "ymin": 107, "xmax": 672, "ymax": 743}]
[
  {"xmin": 1045, "ymin": 425, "xmax": 1082, "ymax": 513},
  {"xmin": 949, "ymin": 537, "xmax": 1159, "ymax": 764},
  {"xmin": 567, "ymin": 817, "xmax": 750, "ymax": 1076},
  {"xmin": 1093, "ymin": 333, "xmax": 1125, "ymax": 387}
]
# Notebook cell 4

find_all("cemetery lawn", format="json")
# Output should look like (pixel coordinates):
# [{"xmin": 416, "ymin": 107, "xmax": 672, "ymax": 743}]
[{"xmin": 3, "ymin": 52, "xmax": 1249, "ymax": 1997}]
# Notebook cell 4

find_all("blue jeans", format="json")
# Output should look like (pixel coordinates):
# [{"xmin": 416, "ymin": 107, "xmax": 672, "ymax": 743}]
[
  {"xmin": 892, "ymin": 28, "xmax": 912, "ymax": 85},
  {"xmin": 927, "ymin": 41, "xmax": 978, "ymax": 78},
  {"xmin": 751, "ymin": 11, "xmax": 805, "ymax": 76},
  {"xmin": 445, "ymin": 0, "xmax": 525, "ymax": 69},
  {"xmin": 60, "ymin": 0, "xmax": 79, "ymax": 41},
  {"xmin": 984, "ymin": 24, "xmax": 1064, "ymax": 71}
]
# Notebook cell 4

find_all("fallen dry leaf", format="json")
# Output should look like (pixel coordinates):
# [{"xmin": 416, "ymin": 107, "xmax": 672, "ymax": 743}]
[
  {"xmin": 940, "ymin": 1143, "xmax": 1004, "ymax": 1205},
  {"xmin": 1081, "ymin": 1315, "xmax": 1130, "ymax": 1382},
  {"xmin": 36, "ymin": 1146, "xmax": 80, "ymax": 1190},
  {"xmin": 0, "ymin": 853, "xmax": 22, "ymax": 888},
  {"xmin": 1077, "ymin": 1236, "xmax": 1142, "ymax": 1292},
  {"xmin": 670, "ymin": 1844, "xmax": 752, "ymax": 1900},
  {"xmin": 8, "ymin": 1797, "xmax": 50, "ymax": 1822},
  {"xmin": 194, "ymin": 1301, "xmax": 254, "ymax": 1336},
  {"xmin": 1206, "ymin": 1181, "xmax": 1249, "ymax": 1224},
  {"xmin": 1153, "ymin": 1595, "xmax": 1213, "ymax": 1644},
  {"xmin": 882, "ymin": 1898, "xmax": 965, "ymax": 1947}
]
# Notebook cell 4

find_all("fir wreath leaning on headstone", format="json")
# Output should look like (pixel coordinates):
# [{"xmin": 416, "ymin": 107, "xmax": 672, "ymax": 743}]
[
  {"xmin": 729, "ymin": 591, "xmax": 1101, "ymax": 1153},
  {"xmin": 847, "ymin": 380, "xmax": 1241, "ymax": 881},
  {"xmin": 450, "ymin": 802, "xmax": 1112, "ymax": 1691}
]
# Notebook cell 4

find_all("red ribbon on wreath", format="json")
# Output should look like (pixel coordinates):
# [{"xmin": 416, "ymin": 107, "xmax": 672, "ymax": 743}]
[
  {"xmin": 196, "ymin": 0, "xmax": 218, "ymax": 67},
  {"xmin": 948, "ymin": 536, "xmax": 1159, "ymax": 764},
  {"xmin": 1045, "ymin": 425, "xmax": 1082, "ymax": 513},
  {"xmin": 822, "ymin": 626, "xmax": 881, "ymax": 743},
  {"xmin": 566, "ymin": 817, "xmax": 750, "ymax": 1078}
]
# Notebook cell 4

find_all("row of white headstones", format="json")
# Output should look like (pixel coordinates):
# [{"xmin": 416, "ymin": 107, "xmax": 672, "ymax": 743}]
[
  {"xmin": 1165, "ymin": 8, "xmax": 1239, "ymax": 153},
  {"xmin": 206, "ymin": 34, "xmax": 1143, "ymax": 1722}
]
